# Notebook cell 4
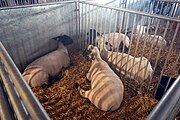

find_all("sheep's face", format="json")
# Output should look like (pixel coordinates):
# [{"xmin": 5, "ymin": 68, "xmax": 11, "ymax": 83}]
[
  {"xmin": 83, "ymin": 45, "xmax": 98, "ymax": 60},
  {"xmin": 96, "ymin": 37, "xmax": 113, "ymax": 52}
]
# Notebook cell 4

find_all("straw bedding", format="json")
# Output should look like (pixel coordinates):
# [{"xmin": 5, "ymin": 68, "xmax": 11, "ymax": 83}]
[{"xmin": 32, "ymin": 27, "xmax": 179, "ymax": 120}]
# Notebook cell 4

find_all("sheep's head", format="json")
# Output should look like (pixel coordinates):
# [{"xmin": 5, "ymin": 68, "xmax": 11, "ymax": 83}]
[
  {"xmin": 83, "ymin": 45, "xmax": 99, "ymax": 60},
  {"xmin": 95, "ymin": 37, "xmax": 113, "ymax": 52}
]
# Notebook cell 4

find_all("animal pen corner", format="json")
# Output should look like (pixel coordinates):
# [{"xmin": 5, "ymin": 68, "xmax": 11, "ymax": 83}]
[{"xmin": 0, "ymin": 0, "xmax": 180, "ymax": 119}]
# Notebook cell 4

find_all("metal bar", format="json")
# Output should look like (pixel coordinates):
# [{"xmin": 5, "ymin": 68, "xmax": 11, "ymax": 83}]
[
  {"xmin": 102, "ymin": 8, "xmax": 108, "ymax": 57},
  {"xmin": 95, "ymin": 6, "xmax": 99, "ymax": 47},
  {"xmin": 0, "ymin": 1, "xmax": 76, "ymax": 10},
  {"xmin": 80, "ymin": 3, "xmax": 84, "ymax": 49},
  {"xmin": 115, "ymin": 11, "xmax": 124, "ymax": 66},
  {"xmin": 125, "ymin": 13, "xmax": 136, "ymax": 90},
  {"xmin": 84, "ymin": 4, "xmax": 87, "ymax": 47},
  {"xmin": 147, "ymin": 75, "xmax": 180, "ymax": 120},
  {"xmin": 0, "ymin": 42, "xmax": 50, "ymax": 120},
  {"xmin": 147, "ymin": 21, "xmax": 169, "ymax": 92},
  {"xmin": 0, "ymin": 80, "xmax": 16, "ymax": 120},
  {"xmin": 158, "ymin": 0, "xmax": 180, "ymax": 3},
  {"xmin": 0, "ymin": 61, "xmax": 29, "ymax": 120},
  {"xmin": 91, "ymin": 5, "xmax": 94, "ymax": 46},
  {"xmin": 155, "ymin": 23, "xmax": 179, "ymax": 96},
  {"xmin": 79, "ymin": 1, "xmax": 180, "ymax": 23},
  {"xmin": 88, "ymin": 4, "xmax": 90, "ymax": 45},
  {"xmin": 164, "ymin": 52, "xmax": 180, "ymax": 93}
]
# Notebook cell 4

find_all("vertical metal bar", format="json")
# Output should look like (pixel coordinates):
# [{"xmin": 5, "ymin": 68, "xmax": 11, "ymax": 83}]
[
  {"xmin": 125, "ymin": 13, "xmax": 136, "ymax": 91},
  {"xmin": 111, "ymin": 10, "xmax": 118, "ymax": 63},
  {"xmin": 147, "ymin": 21, "xmax": 169, "ymax": 92},
  {"xmin": 115, "ymin": 11, "xmax": 124, "ymax": 66},
  {"xmin": 0, "ymin": 80, "xmax": 16, "ymax": 120},
  {"xmin": 88, "ymin": 4, "xmax": 90, "ymax": 45},
  {"xmin": 112, "ymin": 10, "xmax": 118, "ymax": 46},
  {"xmin": 154, "ymin": 23, "xmax": 179, "ymax": 96},
  {"xmin": 108, "ymin": 9, "xmax": 113, "ymax": 42},
  {"xmin": 159, "ymin": 1, "xmax": 164, "ymax": 15},
  {"xmin": 102, "ymin": 8, "xmax": 108, "ymax": 56},
  {"xmin": 91, "ymin": 5, "xmax": 94, "ymax": 46},
  {"xmin": 0, "ymin": 42, "xmax": 50, "ymax": 120},
  {"xmin": 138, "ymin": 17, "xmax": 154, "ymax": 91},
  {"xmin": 95, "ymin": 6, "xmax": 99, "ymax": 47},
  {"xmin": 147, "ymin": 76, "xmax": 180, "ymax": 120},
  {"xmin": 164, "ymin": 52, "xmax": 180, "ymax": 93},
  {"xmin": 84, "ymin": 4, "xmax": 87, "ymax": 47},
  {"xmin": 99, "ymin": 8, "xmax": 103, "ymax": 36},
  {"xmin": 0, "ymin": 61, "xmax": 29, "ymax": 120},
  {"xmin": 130, "ymin": 16, "xmax": 144, "ymax": 80},
  {"xmin": 80, "ymin": 3, "xmax": 84, "ymax": 49}
]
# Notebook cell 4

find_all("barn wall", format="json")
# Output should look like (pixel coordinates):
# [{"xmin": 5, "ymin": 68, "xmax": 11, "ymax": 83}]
[{"xmin": 0, "ymin": 2, "xmax": 77, "ymax": 72}]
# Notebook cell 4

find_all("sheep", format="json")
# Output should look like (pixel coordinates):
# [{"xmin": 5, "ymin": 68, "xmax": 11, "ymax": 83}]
[
  {"xmin": 97, "ymin": 37, "xmax": 153, "ymax": 80},
  {"xmin": 87, "ymin": 29, "xmax": 130, "ymax": 53},
  {"xmin": 74, "ymin": 45, "xmax": 124, "ymax": 112},
  {"xmin": 22, "ymin": 35, "xmax": 73, "ymax": 87},
  {"xmin": 143, "ymin": 34, "xmax": 167, "ymax": 47}
]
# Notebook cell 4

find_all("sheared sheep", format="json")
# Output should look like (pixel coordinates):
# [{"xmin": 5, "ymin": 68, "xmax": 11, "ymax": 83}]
[
  {"xmin": 74, "ymin": 45, "xmax": 124, "ymax": 112},
  {"xmin": 87, "ymin": 29, "xmax": 130, "ymax": 53},
  {"xmin": 97, "ymin": 38, "xmax": 153, "ymax": 80},
  {"xmin": 142, "ymin": 34, "xmax": 167, "ymax": 47},
  {"xmin": 22, "ymin": 35, "xmax": 73, "ymax": 87}
]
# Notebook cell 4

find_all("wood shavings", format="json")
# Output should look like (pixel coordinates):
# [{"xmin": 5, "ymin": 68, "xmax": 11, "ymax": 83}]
[{"xmin": 31, "ymin": 27, "xmax": 179, "ymax": 119}]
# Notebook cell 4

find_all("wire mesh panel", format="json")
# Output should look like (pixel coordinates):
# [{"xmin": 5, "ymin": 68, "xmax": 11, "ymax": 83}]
[
  {"xmin": 79, "ymin": 1, "xmax": 180, "ymax": 96},
  {"xmin": 0, "ymin": 0, "xmax": 179, "ymax": 119}
]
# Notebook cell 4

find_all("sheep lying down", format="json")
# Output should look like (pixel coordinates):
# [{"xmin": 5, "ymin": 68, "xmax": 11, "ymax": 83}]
[
  {"xmin": 74, "ymin": 45, "xmax": 124, "ymax": 112},
  {"xmin": 97, "ymin": 38, "xmax": 153, "ymax": 80},
  {"xmin": 22, "ymin": 35, "xmax": 73, "ymax": 87}
]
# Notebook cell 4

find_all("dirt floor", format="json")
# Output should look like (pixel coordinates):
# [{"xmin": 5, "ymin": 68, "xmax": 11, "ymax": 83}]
[{"xmin": 32, "ymin": 25, "xmax": 180, "ymax": 120}]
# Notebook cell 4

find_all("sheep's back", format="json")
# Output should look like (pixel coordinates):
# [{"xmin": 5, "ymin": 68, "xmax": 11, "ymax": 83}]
[{"xmin": 25, "ymin": 49, "xmax": 70, "ymax": 77}]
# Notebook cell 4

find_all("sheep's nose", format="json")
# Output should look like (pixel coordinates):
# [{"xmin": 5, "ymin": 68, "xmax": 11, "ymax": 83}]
[{"xmin": 83, "ymin": 48, "xmax": 91, "ymax": 57}]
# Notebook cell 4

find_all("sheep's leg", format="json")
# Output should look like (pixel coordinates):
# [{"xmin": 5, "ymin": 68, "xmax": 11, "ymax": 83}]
[
  {"xmin": 86, "ymin": 78, "xmax": 91, "ymax": 83},
  {"xmin": 74, "ymin": 83, "xmax": 91, "ymax": 98}
]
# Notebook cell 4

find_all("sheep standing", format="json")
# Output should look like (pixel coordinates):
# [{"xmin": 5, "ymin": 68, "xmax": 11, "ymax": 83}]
[
  {"xmin": 74, "ymin": 45, "xmax": 124, "ymax": 112},
  {"xmin": 97, "ymin": 38, "xmax": 153, "ymax": 80},
  {"xmin": 87, "ymin": 29, "xmax": 130, "ymax": 53},
  {"xmin": 22, "ymin": 35, "xmax": 73, "ymax": 87}
]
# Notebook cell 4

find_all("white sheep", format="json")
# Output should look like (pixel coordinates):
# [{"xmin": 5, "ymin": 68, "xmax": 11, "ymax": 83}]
[
  {"xmin": 97, "ymin": 38, "xmax": 153, "ymax": 80},
  {"xmin": 22, "ymin": 35, "xmax": 73, "ymax": 87},
  {"xmin": 87, "ymin": 29, "xmax": 130, "ymax": 53},
  {"xmin": 74, "ymin": 45, "xmax": 124, "ymax": 112},
  {"xmin": 142, "ymin": 34, "xmax": 167, "ymax": 47}
]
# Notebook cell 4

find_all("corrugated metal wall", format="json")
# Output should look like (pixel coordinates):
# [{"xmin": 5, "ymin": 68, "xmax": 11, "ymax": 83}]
[{"xmin": 0, "ymin": 2, "xmax": 77, "ymax": 72}]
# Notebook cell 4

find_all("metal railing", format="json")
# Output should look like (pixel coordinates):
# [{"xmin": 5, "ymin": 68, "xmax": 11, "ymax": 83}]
[
  {"xmin": 147, "ymin": 75, "xmax": 180, "ymax": 120},
  {"xmin": 0, "ymin": 42, "xmax": 50, "ymax": 120}
]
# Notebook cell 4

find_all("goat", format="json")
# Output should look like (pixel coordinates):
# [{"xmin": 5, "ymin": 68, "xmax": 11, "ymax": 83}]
[
  {"xmin": 97, "ymin": 38, "xmax": 153, "ymax": 80},
  {"xmin": 74, "ymin": 45, "xmax": 124, "ymax": 112},
  {"xmin": 87, "ymin": 29, "xmax": 130, "ymax": 53},
  {"xmin": 22, "ymin": 35, "xmax": 73, "ymax": 87}
]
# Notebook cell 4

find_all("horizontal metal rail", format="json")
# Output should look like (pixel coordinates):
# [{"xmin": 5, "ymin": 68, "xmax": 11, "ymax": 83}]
[
  {"xmin": 80, "ymin": 1, "xmax": 180, "ymax": 23},
  {"xmin": 158, "ymin": 0, "xmax": 180, "ymax": 3},
  {"xmin": 0, "ymin": 80, "xmax": 15, "ymax": 120},
  {"xmin": 147, "ymin": 75, "xmax": 180, "ymax": 120},
  {"xmin": 0, "ymin": 0, "xmax": 76, "ymax": 10},
  {"xmin": 0, "ymin": 61, "xmax": 30, "ymax": 120},
  {"xmin": 0, "ymin": 42, "xmax": 50, "ymax": 120}
]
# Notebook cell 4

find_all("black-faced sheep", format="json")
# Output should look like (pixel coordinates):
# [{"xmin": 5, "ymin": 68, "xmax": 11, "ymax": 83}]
[
  {"xmin": 74, "ymin": 45, "xmax": 124, "ymax": 112},
  {"xmin": 22, "ymin": 35, "xmax": 73, "ymax": 87}
]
